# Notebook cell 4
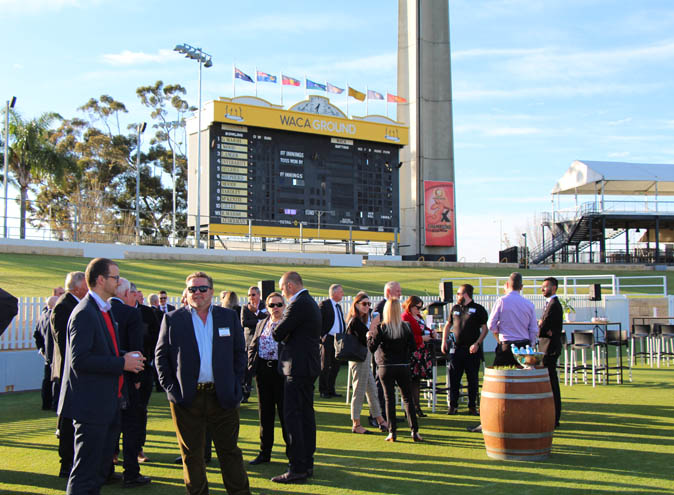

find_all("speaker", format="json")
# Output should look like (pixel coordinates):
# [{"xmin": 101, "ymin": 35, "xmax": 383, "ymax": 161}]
[
  {"xmin": 589, "ymin": 283, "xmax": 602, "ymax": 301},
  {"xmin": 439, "ymin": 281, "xmax": 453, "ymax": 303},
  {"xmin": 258, "ymin": 280, "xmax": 275, "ymax": 301}
]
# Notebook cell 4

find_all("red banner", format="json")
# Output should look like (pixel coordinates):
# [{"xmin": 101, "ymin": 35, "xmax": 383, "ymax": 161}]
[{"xmin": 424, "ymin": 181, "xmax": 455, "ymax": 247}]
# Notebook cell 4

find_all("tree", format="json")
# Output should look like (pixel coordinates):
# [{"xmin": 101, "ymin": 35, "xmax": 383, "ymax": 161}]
[{"xmin": 7, "ymin": 111, "xmax": 72, "ymax": 238}]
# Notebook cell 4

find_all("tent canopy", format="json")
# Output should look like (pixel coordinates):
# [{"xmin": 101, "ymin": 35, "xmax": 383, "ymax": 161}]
[{"xmin": 551, "ymin": 160, "xmax": 674, "ymax": 196}]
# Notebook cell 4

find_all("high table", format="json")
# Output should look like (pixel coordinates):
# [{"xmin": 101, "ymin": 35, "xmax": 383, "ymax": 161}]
[{"xmin": 562, "ymin": 321, "xmax": 627, "ymax": 384}]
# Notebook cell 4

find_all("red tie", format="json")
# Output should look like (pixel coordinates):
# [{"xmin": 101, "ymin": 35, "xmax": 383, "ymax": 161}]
[{"xmin": 102, "ymin": 310, "xmax": 124, "ymax": 398}]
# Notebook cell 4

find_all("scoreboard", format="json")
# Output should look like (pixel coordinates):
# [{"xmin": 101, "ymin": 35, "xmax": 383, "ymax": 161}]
[{"xmin": 189, "ymin": 96, "xmax": 408, "ymax": 242}]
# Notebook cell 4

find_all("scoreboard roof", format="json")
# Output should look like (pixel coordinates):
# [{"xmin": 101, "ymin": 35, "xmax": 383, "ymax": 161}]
[{"xmin": 198, "ymin": 95, "xmax": 408, "ymax": 145}]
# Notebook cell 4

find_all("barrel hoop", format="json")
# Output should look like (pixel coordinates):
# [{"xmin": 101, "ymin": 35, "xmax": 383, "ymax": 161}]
[
  {"xmin": 482, "ymin": 429, "xmax": 554, "ymax": 439},
  {"xmin": 484, "ymin": 377, "xmax": 550, "ymax": 383},
  {"xmin": 486, "ymin": 447, "xmax": 551, "ymax": 455},
  {"xmin": 485, "ymin": 369, "xmax": 548, "ymax": 377},
  {"xmin": 486, "ymin": 452, "xmax": 550, "ymax": 461},
  {"xmin": 481, "ymin": 391, "xmax": 553, "ymax": 400}
]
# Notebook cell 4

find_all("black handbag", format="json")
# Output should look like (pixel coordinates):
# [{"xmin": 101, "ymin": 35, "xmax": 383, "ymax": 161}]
[{"xmin": 334, "ymin": 333, "xmax": 367, "ymax": 362}]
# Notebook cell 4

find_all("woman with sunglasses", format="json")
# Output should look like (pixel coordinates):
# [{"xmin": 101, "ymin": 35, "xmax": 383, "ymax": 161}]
[
  {"xmin": 367, "ymin": 298, "xmax": 422, "ymax": 442},
  {"xmin": 246, "ymin": 292, "xmax": 289, "ymax": 465},
  {"xmin": 402, "ymin": 295, "xmax": 436, "ymax": 418},
  {"xmin": 345, "ymin": 292, "xmax": 388, "ymax": 434}
]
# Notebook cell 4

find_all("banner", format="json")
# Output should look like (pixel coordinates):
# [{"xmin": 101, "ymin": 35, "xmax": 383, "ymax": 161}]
[{"xmin": 424, "ymin": 181, "xmax": 455, "ymax": 247}]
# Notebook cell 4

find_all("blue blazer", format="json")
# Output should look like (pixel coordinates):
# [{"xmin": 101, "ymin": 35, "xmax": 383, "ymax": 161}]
[
  {"xmin": 155, "ymin": 305, "xmax": 246, "ymax": 409},
  {"xmin": 57, "ymin": 294, "xmax": 125, "ymax": 424},
  {"xmin": 273, "ymin": 290, "xmax": 321, "ymax": 377}
]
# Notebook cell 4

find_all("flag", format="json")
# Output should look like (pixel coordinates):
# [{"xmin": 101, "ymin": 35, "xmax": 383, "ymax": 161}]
[
  {"xmin": 348, "ymin": 86, "xmax": 366, "ymax": 101},
  {"xmin": 234, "ymin": 67, "xmax": 254, "ymax": 83},
  {"xmin": 327, "ymin": 83, "xmax": 344, "ymax": 94},
  {"xmin": 256, "ymin": 71, "xmax": 277, "ymax": 83},
  {"xmin": 306, "ymin": 79, "xmax": 326, "ymax": 91},
  {"xmin": 282, "ymin": 75, "xmax": 301, "ymax": 86},
  {"xmin": 367, "ymin": 89, "xmax": 384, "ymax": 100},
  {"xmin": 387, "ymin": 93, "xmax": 407, "ymax": 103}
]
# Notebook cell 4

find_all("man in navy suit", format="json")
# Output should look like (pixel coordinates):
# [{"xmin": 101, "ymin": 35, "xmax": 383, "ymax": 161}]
[
  {"xmin": 271, "ymin": 271, "xmax": 321, "ymax": 484},
  {"xmin": 155, "ymin": 271, "xmax": 250, "ymax": 495},
  {"xmin": 318, "ymin": 284, "xmax": 345, "ymax": 398},
  {"xmin": 158, "ymin": 290, "xmax": 175, "ymax": 313},
  {"xmin": 58, "ymin": 258, "xmax": 146, "ymax": 494},
  {"xmin": 538, "ymin": 276, "xmax": 564, "ymax": 428}
]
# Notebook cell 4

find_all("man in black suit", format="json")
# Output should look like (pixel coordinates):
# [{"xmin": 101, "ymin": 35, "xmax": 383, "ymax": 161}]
[
  {"xmin": 0, "ymin": 287, "xmax": 18, "ymax": 336},
  {"xmin": 58, "ymin": 258, "xmax": 146, "ymax": 495},
  {"xmin": 538, "ymin": 276, "xmax": 563, "ymax": 428},
  {"xmin": 33, "ymin": 295, "xmax": 58, "ymax": 410},
  {"xmin": 271, "ymin": 271, "xmax": 321, "ymax": 484},
  {"xmin": 241, "ymin": 286, "xmax": 267, "ymax": 402},
  {"xmin": 50, "ymin": 271, "xmax": 88, "ymax": 478},
  {"xmin": 158, "ymin": 290, "xmax": 175, "ymax": 313},
  {"xmin": 156, "ymin": 271, "xmax": 250, "ymax": 495},
  {"xmin": 110, "ymin": 278, "xmax": 151, "ymax": 487},
  {"xmin": 318, "ymin": 284, "xmax": 345, "ymax": 398}
]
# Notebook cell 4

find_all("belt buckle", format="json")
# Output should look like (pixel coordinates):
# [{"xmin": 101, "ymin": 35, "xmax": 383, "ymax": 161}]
[{"xmin": 266, "ymin": 360, "xmax": 274, "ymax": 368}]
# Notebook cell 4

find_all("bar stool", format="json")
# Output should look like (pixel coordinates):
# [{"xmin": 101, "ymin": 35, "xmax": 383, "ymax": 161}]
[
  {"xmin": 569, "ymin": 330, "xmax": 603, "ymax": 387},
  {"xmin": 605, "ymin": 329, "xmax": 631, "ymax": 383},
  {"xmin": 630, "ymin": 324, "xmax": 652, "ymax": 367},
  {"xmin": 559, "ymin": 330, "xmax": 570, "ymax": 385},
  {"xmin": 658, "ymin": 324, "xmax": 674, "ymax": 367}
]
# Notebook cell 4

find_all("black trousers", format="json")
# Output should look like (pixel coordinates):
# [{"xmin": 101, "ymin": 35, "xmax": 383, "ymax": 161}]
[
  {"xmin": 170, "ymin": 390, "xmax": 249, "ymax": 495},
  {"xmin": 493, "ymin": 340, "xmax": 529, "ymax": 367},
  {"xmin": 58, "ymin": 413, "xmax": 75, "ymax": 470},
  {"xmin": 283, "ymin": 375, "xmax": 316, "ymax": 474},
  {"xmin": 41, "ymin": 363, "xmax": 53, "ymax": 410},
  {"xmin": 137, "ymin": 368, "xmax": 153, "ymax": 449},
  {"xmin": 255, "ymin": 359, "xmax": 288, "ymax": 456},
  {"xmin": 449, "ymin": 346, "xmax": 480, "ymax": 409},
  {"xmin": 121, "ymin": 384, "xmax": 144, "ymax": 480},
  {"xmin": 319, "ymin": 334, "xmax": 340, "ymax": 395},
  {"xmin": 543, "ymin": 353, "xmax": 562, "ymax": 425},
  {"xmin": 67, "ymin": 408, "xmax": 120, "ymax": 495},
  {"xmin": 378, "ymin": 365, "xmax": 418, "ymax": 434}
]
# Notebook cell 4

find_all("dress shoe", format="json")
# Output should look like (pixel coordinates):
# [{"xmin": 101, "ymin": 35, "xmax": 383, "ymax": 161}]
[
  {"xmin": 385, "ymin": 433, "xmax": 396, "ymax": 442},
  {"xmin": 123, "ymin": 475, "xmax": 151, "ymax": 488},
  {"xmin": 320, "ymin": 393, "xmax": 331, "ymax": 399},
  {"xmin": 271, "ymin": 471, "xmax": 308, "ymax": 483},
  {"xmin": 330, "ymin": 392, "xmax": 342, "ymax": 398},
  {"xmin": 416, "ymin": 409, "xmax": 427, "ymax": 418},
  {"xmin": 468, "ymin": 407, "xmax": 479, "ymax": 416},
  {"xmin": 249, "ymin": 453, "xmax": 271, "ymax": 465},
  {"xmin": 411, "ymin": 432, "xmax": 423, "ymax": 442},
  {"xmin": 173, "ymin": 455, "xmax": 182, "ymax": 465},
  {"xmin": 467, "ymin": 424, "xmax": 483, "ymax": 433},
  {"xmin": 447, "ymin": 406, "xmax": 458, "ymax": 415},
  {"xmin": 137, "ymin": 450, "xmax": 149, "ymax": 463},
  {"xmin": 105, "ymin": 472, "xmax": 123, "ymax": 484}
]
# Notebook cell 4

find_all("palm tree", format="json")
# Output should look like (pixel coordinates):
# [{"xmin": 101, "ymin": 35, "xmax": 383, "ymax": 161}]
[{"xmin": 7, "ymin": 111, "xmax": 70, "ymax": 238}]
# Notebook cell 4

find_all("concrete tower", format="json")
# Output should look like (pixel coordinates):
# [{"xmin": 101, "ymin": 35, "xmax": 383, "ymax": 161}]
[{"xmin": 397, "ymin": 0, "xmax": 456, "ymax": 261}]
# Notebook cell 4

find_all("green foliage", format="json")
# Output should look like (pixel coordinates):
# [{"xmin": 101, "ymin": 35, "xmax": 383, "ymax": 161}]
[{"xmin": 559, "ymin": 296, "xmax": 576, "ymax": 314}]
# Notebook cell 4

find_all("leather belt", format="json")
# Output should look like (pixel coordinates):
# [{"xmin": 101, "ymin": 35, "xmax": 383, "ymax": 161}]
[{"xmin": 196, "ymin": 382, "xmax": 215, "ymax": 391}]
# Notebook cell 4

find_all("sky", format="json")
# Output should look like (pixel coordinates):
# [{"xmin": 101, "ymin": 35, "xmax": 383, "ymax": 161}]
[{"xmin": 2, "ymin": 0, "xmax": 674, "ymax": 261}]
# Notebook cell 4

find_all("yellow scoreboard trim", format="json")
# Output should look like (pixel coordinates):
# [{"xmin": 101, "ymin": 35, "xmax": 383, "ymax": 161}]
[
  {"xmin": 208, "ymin": 223, "xmax": 395, "ymax": 242},
  {"xmin": 209, "ymin": 99, "xmax": 408, "ymax": 145}
]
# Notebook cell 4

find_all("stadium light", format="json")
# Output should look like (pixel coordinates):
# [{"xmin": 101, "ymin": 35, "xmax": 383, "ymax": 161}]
[
  {"xmin": 174, "ymin": 43, "xmax": 213, "ymax": 248},
  {"xmin": 3, "ymin": 96, "xmax": 16, "ymax": 239}
]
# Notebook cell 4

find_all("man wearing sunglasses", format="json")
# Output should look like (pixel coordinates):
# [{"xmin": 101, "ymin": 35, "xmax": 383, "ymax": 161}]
[
  {"xmin": 318, "ymin": 284, "xmax": 345, "ymax": 399},
  {"xmin": 158, "ymin": 290, "xmax": 175, "ymax": 313},
  {"xmin": 155, "ymin": 271, "xmax": 250, "ymax": 495}
]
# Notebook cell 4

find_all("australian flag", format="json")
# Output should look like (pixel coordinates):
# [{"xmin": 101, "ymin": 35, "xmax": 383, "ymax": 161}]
[
  {"xmin": 257, "ymin": 71, "xmax": 277, "ymax": 83},
  {"xmin": 306, "ymin": 78, "xmax": 326, "ymax": 91},
  {"xmin": 234, "ymin": 67, "xmax": 254, "ymax": 83}
]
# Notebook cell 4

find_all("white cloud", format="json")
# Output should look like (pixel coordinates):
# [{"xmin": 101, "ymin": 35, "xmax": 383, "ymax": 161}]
[
  {"xmin": 608, "ymin": 151, "xmax": 631, "ymax": 158},
  {"xmin": 0, "ymin": 0, "xmax": 98, "ymax": 14},
  {"xmin": 454, "ymin": 82, "xmax": 662, "ymax": 100},
  {"xmin": 228, "ymin": 13, "xmax": 366, "ymax": 35},
  {"xmin": 607, "ymin": 118, "xmax": 632, "ymax": 126},
  {"xmin": 455, "ymin": 123, "xmax": 541, "ymax": 136},
  {"xmin": 100, "ymin": 49, "xmax": 179, "ymax": 66}
]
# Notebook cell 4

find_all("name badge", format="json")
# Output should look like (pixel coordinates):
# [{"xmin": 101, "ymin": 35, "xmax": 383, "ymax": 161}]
[
  {"xmin": 218, "ymin": 327, "xmax": 231, "ymax": 337},
  {"xmin": 468, "ymin": 308, "xmax": 476, "ymax": 314},
  {"xmin": 453, "ymin": 311, "xmax": 460, "ymax": 316}
]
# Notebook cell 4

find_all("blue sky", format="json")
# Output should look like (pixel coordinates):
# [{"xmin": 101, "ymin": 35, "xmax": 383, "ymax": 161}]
[{"xmin": 2, "ymin": 0, "xmax": 674, "ymax": 261}]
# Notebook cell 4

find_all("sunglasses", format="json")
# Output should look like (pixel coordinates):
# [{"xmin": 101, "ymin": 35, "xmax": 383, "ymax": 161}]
[
  {"xmin": 187, "ymin": 285, "xmax": 211, "ymax": 294},
  {"xmin": 104, "ymin": 275, "xmax": 120, "ymax": 281},
  {"xmin": 360, "ymin": 301, "xmax": 371, "ymax": 306},
  {"xmin": 268, "ymin": 302, "xmax": 284, "ymax": 308},
  {"xmin": 414, "ymin": 305, "xmax": 423, "ymax": 310}
]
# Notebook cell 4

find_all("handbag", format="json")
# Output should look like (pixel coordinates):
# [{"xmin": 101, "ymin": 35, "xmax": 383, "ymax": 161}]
[{"xmin": 334, "ymin": 333, "xmax": 367, "ymax": 362}]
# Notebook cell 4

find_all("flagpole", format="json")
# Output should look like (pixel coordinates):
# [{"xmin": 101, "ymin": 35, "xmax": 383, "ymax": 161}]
[
  {"xmin": 366, "ymin": 86, "xmax": 369, "ymax": 115},
  {"xmin": 255, "ymin": 66, "xmax": 258, "ymax": 98},
  {"xmin": 232, "ymin": 63, "xmax": 236, "ymax": 98},
  {"xmin": 304, "ymin": 74, "xmax": 307, "ymax": 98},
  {"xmin": 280, "ymin": 72, "xmax": 283, "ymax": 107},
  {"xmin": 386, "ymin": 88, "xmax": 389, "ymax": 118},
  {"xmin": 346, "ymin": 81, "xmax": 349, "ymax": 119}
]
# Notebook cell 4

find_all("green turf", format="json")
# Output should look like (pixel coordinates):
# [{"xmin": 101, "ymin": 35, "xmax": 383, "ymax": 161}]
[
  {"xmin": 0, "ymin": 253, "xmax": 670, "ymax": 297},
  {"xmin": 1, "ymin": 356, "xmax": 673, "ymax": 494}
]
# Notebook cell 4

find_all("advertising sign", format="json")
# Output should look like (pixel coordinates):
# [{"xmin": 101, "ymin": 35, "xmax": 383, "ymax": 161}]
[{"xmin": 424, "ymin": 181, "xmax": 455, "ymax": 247}]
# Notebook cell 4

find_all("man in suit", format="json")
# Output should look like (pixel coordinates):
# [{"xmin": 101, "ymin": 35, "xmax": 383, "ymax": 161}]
[
  {"xmin": 539, "ymin": 276, "xmax": 563, "ymax": 428},
  {"xmin": 155, "ymin": 271, "xmax": 250, "ymax": 495},
  {"xmin": 0, "ymin": 288, "xmax": 18, "ymax": 336},
  {"xmin": 58, "ymin": 258, "xmax": 146, "ymax": 494},
  {"xmin": 33, "ymin": 295, "xmax": 59, "ymax": 410},
  {"xmin": 241, "ymin": 286, "xmax": 267, "ymax": 402},
  {"xmin": 271, "ymin": 271, "xmax": 321, "ymax": 484},
  {"xmin": 158, "ymin": 290, "xmax": 175, "ymax": 313},
  {"xmin": 110, "ymin": 278, "xmax": 151, "ymax": 487},
  {"xmin": 318, "ymin": 284, "xmax": 345, "ymax": 398},
  {"xmin": 50, "ymin": 271, "xmax": 88, "ymax": 478}
]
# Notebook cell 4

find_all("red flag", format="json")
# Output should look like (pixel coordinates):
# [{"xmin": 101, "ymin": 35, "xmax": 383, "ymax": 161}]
[
  {"xmin": 282, "ymin": 75, "xmax": 301, "ymax": 87},
  {"xmin": 387, "ymin": 93, "xmax": 407, "ymax": 103}
]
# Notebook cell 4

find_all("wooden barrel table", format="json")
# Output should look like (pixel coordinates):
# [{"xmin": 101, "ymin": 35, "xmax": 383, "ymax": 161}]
[{"xmin": 480, "ymin": 367, "xmax": 555, "ymax": 460}]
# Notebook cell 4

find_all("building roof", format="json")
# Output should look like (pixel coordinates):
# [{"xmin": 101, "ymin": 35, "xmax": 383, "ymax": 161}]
[{"xmin": 552, "ymin": 160, "xmax": 674, "ymax": 196}]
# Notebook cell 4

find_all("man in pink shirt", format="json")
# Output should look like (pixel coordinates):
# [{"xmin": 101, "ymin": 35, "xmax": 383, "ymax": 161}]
[{"xmin": 487, "ymin": 272, "xmax": 538, "ymax": 366}]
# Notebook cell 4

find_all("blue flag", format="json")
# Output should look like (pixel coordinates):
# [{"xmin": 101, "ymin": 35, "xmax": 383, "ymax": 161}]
[{"xmin": 306, "ymin": 79, "xmax": 326, "ymax": 91}]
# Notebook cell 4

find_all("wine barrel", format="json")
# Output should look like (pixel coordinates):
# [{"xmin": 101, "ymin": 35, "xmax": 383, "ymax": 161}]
[{"xmin": 480, "ymin": 367, "xmax": 555, "ymax": 460}]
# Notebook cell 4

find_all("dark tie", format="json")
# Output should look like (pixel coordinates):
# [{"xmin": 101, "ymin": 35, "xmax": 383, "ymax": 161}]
[{"xmin": 336, "ymin": 304, "xmax": 345, "ymax": 333}]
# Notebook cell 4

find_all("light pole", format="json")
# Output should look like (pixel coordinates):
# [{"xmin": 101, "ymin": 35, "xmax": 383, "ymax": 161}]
[
  {"xmin": 174, "ymin": 43, "xmax": 213, "ymax": 249},
  {"xmin": 522, "ymin": 233, "xmax": 528, "ymax": 269},
  {"xmin": 3, "ymin": 96, "xmax": 16, "ymax": 238},
  {"xmin": 167, "ymin": 119, "xmax": 182, "ymax": 246},
  {"xmin": 135, "ymin": 122, "xmax": 146, "ymax": 245}
]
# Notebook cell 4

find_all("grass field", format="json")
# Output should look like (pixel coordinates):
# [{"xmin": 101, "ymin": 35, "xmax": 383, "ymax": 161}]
[
  {"xmin": 0, "ymin": 253, "xmax": 671, "ymax": 298},
  {"xmin": 1, "ymin": 358, "xmax": 673, "ymax": 495}
]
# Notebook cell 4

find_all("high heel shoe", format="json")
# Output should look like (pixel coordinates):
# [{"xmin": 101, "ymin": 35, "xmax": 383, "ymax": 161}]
[
  {"xmin": 385, "ymin": 433, "xmax": 396, "ymax": 442},
  {"xmin": 411, "ymin": 432, "xmax": 423, "ymax": 442},
  {"xmin": 351, "ymin": 425, "xmax": 372, "ymax": 434},
  {"xmin": 416, "ymin": 409, "xmax": 427, "ymax": 418}
]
